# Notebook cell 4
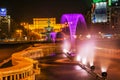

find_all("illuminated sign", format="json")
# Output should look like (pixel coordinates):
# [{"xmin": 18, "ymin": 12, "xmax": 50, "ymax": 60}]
[
  {"xmin": 92, "ymin": 2, "xmax": 107, "ymax": 23},
  {"xmin": 0, "ymin": 8, "xmax": 7, "ymax": 16},
  {"xmin": 93, "ymin": 0, "xmax": 106, "ymax": 3}
]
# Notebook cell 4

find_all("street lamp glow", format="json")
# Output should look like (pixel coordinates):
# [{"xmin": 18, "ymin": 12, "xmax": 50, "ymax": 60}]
[{"xmin": 86, "ymin": 34, "xmax": 91, "ymax": 39}]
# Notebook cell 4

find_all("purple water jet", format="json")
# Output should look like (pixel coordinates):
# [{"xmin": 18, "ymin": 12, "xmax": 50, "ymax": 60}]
[
  {"xmin": 50, "ymin": 32, "xmax": 56, "ymax": 43},
  {"xmin": 61, "ymin": 13, "xmax": 87, "ymax": 45}
]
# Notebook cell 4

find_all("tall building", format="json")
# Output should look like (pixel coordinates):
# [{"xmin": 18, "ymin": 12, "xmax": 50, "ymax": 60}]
[
  {"xmin": 107, "ymin": 0, "xmax": 120, "ymax": 34},
  {"xmin": 91, "ymin": 0, "xmax": 107, "ymax": 23},
  {"xmin": 91, "ymin": 0, "xmax": 120, "ymax": 33},
  {"xmin": 108, "ymin": 0, "xmax": 119, "ymax": 6},
  {"xmin": 0, "ymin": 8, "xmax": 11, "ymax": 39}
]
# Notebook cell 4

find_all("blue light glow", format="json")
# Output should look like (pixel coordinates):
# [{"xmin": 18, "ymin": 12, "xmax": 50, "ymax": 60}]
[{"xmin": 0, "ymin": 8, "xmax": 7, "ymax": 16}]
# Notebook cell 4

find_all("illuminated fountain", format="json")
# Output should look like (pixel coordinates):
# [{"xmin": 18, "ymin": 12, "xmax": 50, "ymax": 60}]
[
  {"xmin": 50, "ymin": 31, "xmax": 57, "ymax": 43},
  {"xmin": 61, "ymin": 13, "xmax": 108, "ymax": 80},
  {"xmin": 61, "ymin": 14, "xmax": 87, "ymax": 48}
]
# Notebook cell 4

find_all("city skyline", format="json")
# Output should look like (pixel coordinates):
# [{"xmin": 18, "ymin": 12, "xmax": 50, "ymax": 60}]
[{"xmin": 0, "ymin": 0, "xmax": 92, "ymax": 23}]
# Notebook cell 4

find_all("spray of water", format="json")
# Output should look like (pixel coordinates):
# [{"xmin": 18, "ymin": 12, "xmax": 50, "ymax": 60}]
[
  {"xmin": 62, "ymin": 39, "xmax": 71, "ymax": 53},
  {"xmin": 61, "ymin": 13, "xmax": 87, "ymax": 47},
  {"xmin": 101, "ymin": 59, "xmax": 111, "ymax": 72},
  {"xmin": 77, "ymin": 40, "xmax": 95, "ymax": 66}
]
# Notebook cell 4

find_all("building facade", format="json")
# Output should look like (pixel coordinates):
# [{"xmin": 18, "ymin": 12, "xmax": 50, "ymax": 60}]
[
  {"xmin": 91, "ymin": 0, "xmax": 120, "ymax": 33},
  {"xmin": 21, "ymin": 18, "xmax": 62, "ymax": 40},
  {"xmin": 0, "ymin": 8, "xmax": 11, "ymax": 39}
]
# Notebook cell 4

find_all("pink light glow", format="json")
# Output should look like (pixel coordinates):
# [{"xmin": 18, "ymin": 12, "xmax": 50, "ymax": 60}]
[
  {"xmin": 74, "ymin": 65, "xmax": 82, "ymax": 70},
  {"xmin": 63, "ymin": 49, "xmax": 68, "ymax": 54},
  {"xmin": 62, "ymin": 54, "xmax": 67, "ymax": 58},
  {"xmin": 100, "ymin": 59, "xmax": 110, "ymax": 72},
  {"xmin": 82, "ymin": 57, "xmax": 87, "ymax": 65},
  {"xmin": 77, "ymin": 40, "xmax": 95, "ymax": 66},
  {"xmin": 62, "ymin": 39, "xmax": 71, "ymax": 53},
  {"xmin": 61, "ymin": 13, "xmax": 87, "ymax": 44},
  {"xmin": 50, "ymin": 32, "xmax": 56, "ymax": 42},
  {"xmin": 76, "ymin": 55, "xmax": 81, "ymax": 61},
  {"xmin": 89, "ymin": 58, "xmax": 94, "ymax": 66},
  {"xmin": 101, "ymin": 66, "xmax": 107, "ymax": 72},
  {"xmin": 74, "ymin": 65, "xmax": 88, "ymax": 76}
]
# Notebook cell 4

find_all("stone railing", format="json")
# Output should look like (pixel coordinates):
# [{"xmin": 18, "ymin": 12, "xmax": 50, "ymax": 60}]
[
  {"xmin": 0, "ymin": 46, "xmax": 41, "ymax": 80},
  {"xmin": 0, "ymin": 43, "xmax": 62, "ymax": 80}
]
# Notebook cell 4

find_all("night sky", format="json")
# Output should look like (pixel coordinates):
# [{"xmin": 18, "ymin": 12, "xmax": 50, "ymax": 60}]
[{"xmin": 0, "ymin": 0, "xmax": 92, "ymax": 23}]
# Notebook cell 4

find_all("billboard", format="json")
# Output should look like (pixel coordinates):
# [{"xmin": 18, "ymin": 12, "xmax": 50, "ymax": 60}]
[
  {"xmin": 92, "ymin": 2, "xmax": 107, "ymax": 23},
  {"xmin": 0, "ymin": 8, "xmax": 7, "ymax": 17}
]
